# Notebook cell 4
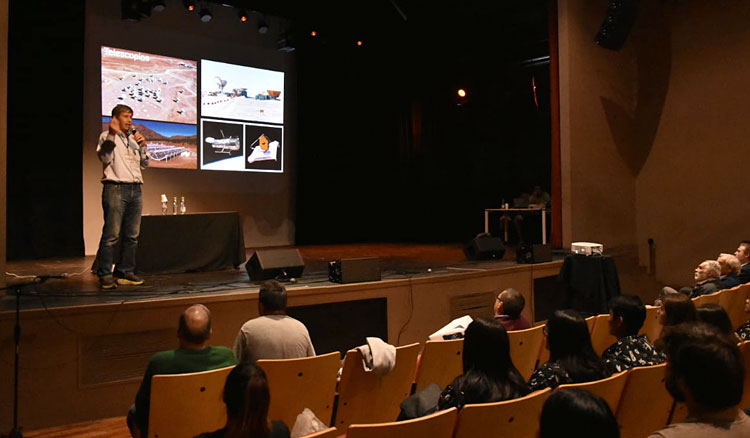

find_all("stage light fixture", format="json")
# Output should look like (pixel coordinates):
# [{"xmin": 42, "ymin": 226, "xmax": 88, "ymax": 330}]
[
  {"xmin": 457, "ymin": 89, "xmax": 466, "ymax": 98},
  {"xmin": 151, "ymin": 0, "xmax": 166, "ymax": 12},
  {"xmin": 183, "ymin": 0, "xmax": 196, "ymax": 11},
  {"xmin": 199, "ymin": 7, "xmax": 213, "ymax": 22},
  {"xmin": 310, "ymin": 30, "xmax": 317, "ymax": 37},
  {"xmin": 356, "ymin": 40, "xmax": 363, "ymax": 46},
  {"xmin": 238, "ymin": 9, "xmax": 248, "ymax": 22},
  {"xmin": 258, "ymin": 20, "xmax": 269, "ymax": 34}
]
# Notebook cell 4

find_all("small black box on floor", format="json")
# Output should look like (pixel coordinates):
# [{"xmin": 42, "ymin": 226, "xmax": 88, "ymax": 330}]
[
  {"xmin": 328, "ymin": 257, "xmax": 381, "ymax": 284},
  {"xmin": 516, "ymin": 243, "xmax": 552, "ymax": 264},
  {"xmin": 246, "ymin": 248, "xmax": 305, "ymax": 281},
  {"xmin": 464, "ymin": 234, "xmax": 506, "ymax": 260}
]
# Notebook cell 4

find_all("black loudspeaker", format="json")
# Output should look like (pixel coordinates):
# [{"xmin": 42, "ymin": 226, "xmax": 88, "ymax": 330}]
[
  {"xmin": 464, "ymin": 235, "xmax": 506, "ymax": 260},
  {"xmin": 246, "ymin": 248, "xmax": 305, "ymax": 281},
  {"xmin": 594, "ymin": 0, "xmax": 640, "ymax": 51},
  {"xmin": 517, "ymin": 244, "xmax": 553, "ymax": 264},
  {"xmin": 328, "ymin": 257, "xmax": 381, "ymax": 284}
]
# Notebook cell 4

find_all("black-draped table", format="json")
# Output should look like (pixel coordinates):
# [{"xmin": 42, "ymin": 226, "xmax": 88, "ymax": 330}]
[
  {"xmin": 557, "ymin": 254, "xmax": 621, "ymax": 315},
  {"xmin": 90, "ymin": 211, "xmax": 248, "ymax": 275}
]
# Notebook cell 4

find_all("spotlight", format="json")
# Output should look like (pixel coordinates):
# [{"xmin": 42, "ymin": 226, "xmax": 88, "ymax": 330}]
[
  {"xmin": 310, "ymin": 30, "xmax": 317, "ymax": 37},
  {"xmin": 151, "ymin": 0, "xmax": 166, "ymax": 12},
  {"xmin": 238, "ymin": 9, "xmax": 248, "ymax": 22},
  {"xmin": 457, "ymin": 89, "xmax": 466, "ymax": 98},
  {"xmin": 199, "ymin": 7, "xmax": 212, "ymax": 22},
  {"xmin": 182, "ymin": 0, "xmax": 195, "ymax": 11},
  {"xmin": 356, "ymin": 40, "xmax": 363, "ymax": 46},
  {"xmin": 258, "ymin": 20, "xmax": 269, "ymax": 34}
]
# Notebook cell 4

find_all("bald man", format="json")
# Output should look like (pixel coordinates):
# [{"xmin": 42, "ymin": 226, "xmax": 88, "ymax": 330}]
[{"xmin": 127, "ymin": 305, "xmax": 236, "ymax": 437}]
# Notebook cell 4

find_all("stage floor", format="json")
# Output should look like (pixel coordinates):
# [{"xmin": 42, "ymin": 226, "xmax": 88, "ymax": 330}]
[{"xmin": 2, "ymin": 243, "xmax": 555, "ymax": 312}]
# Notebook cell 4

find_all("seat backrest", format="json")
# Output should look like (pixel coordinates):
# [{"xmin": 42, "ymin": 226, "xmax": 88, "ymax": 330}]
[
  {"xmin": 257, "ymin": 351, "xmax": 341, "ymax": 428},
  {"xmin": 557, "ymin": 370, "xmax": 629, "ymax": 413},
  {"xmin": 639, "ymin": 305, "xmax": 662, "ymax": 343},
  {"xmin": 345, "ymin": 407, "xmax": 457, "ymax": 438},
  {"xmin": 590, "ymin": 314, "xmax": 618, "ymax": 356},
  {"xmin": 719, "ymin": 284, "xmax": 750, "ymax": 330},
  {"xmin": 692, "ymin": 290, "xmax": 721, "ymax": 307},
  {"xmin": 453, "ymin": 388, "xmax": 552, "ymax": 438},
  {"xmin": 616, "ymin": 363, "xmax": 672, "ymax": 438},
  {"xmin": 740, "ymin": 341, "xmax": 750, "ymax": 412},
  {"xmin": 586, "ymin": 315, "xmax": 596, "ymax": 333},
  {"xmin": 335, "ymin": 343, "xmax": 420, "ymax": 430},
  {"xmin": 298, "ymin": 427, "xmax": 340, "ymax": 438},
  {"xmin": 148, "ymin": 365, "xmax": 234, "ymax": 438},
  {"xmin": 414, "ymin": 339, "xmax": 463, "ymax": 392},
  {"xmin": 507, "ymin": 325, "xmax": 545, "ymax": 381}
]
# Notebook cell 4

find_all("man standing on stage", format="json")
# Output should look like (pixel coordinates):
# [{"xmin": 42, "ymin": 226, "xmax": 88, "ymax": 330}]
[{"xmin": 96, "ymin": 104, "xmax": 149, "ymax": 289}]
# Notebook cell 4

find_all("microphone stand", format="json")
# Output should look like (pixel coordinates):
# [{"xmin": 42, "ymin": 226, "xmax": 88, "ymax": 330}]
[{"xmin": 1, "ymin": 276, "xmax": 54, "ymax": 438}]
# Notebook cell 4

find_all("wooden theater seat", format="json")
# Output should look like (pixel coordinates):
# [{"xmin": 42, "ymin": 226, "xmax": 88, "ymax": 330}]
[
  {"xmin": 692, "ymin": 290, "xmax": 721, "ymax": 307},
  {"xmin": 452, "ymin": 388, "xmax": 552, "ymax": 438},
  {"xmin": 557, "ymin": 370, "xmax": 629, "ymax": 413},
  {"xmin": 616, "ymin": 363, "xmax": 672, "ymax": 438},
  {"xmin": 258, "ymin": 351, "xmax": 341, "ymax": 428},
  {"xmin": 345, "ymin": 407, "xmax": 457, "ymax": 438},
  {"xmin": 335, "ymin": 343, "xmax": 420, "ymax": 430},
  {"xmin": 719, "ymin": 284, "xmax": 750, "ymax": 330},
  {"xmin": 414, "ymin": 338, "xmax": 464, "ymax": 392},
  {"xmin": 639, "ymin": 305, "xmax": 662, "ymax": 343},
  {"xmin": 299, "ymin": 427, "xmax": 340, "ymax": 438},
  {"xmin": 148, "ymin": 365, "xmax": 235, "ymax": 438},
  {"xmin": 507, "ymin": 325, "xmax": 545, "ymax": 381},
  {"xmin": 590, "ymin": 313, "xmax": 618, "ymax": 356}
]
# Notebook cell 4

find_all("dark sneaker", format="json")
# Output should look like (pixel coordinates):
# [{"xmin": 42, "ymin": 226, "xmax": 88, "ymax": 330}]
[
  {"xmin": 116, "ymin": 272, "xmax": 144, "ymax": 285},
  {"xmin": 100, "ymin": 275, "xmax": 118, "ymax": 289}
]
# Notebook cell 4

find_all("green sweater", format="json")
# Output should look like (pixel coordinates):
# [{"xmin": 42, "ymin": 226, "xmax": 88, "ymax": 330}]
[{"xmin": 134, "ymin": 346, "xmax": 237, "ymax": 433}]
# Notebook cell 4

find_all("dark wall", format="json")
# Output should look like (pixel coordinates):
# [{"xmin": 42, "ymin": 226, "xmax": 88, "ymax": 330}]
[
  {"xmin": 295, "ymin": 3, "xmax": 551, "ymax": 244},
  {"xmin": 7, "ymin": 1, "xmax": 85, "ymax": 259}
]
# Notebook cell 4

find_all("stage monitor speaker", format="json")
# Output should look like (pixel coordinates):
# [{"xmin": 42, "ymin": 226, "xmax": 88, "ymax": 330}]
[
  {"xmin": 464, "ymin": 234, "xmax": 506, "ymax": 260},
  {"xmin": 594, "ymin": 0, "xmax": 640, "ymax": 51},
  {"xmin": 246, "ymin": 248, "xmax": 305, "ymax": 281},
  {"xmin": 517, "ymin": 244, "xmax": 552, "ymax": 264},
  {"xmin": 328, "ymin": 257, "xmax": 381, "ymax": 284}
]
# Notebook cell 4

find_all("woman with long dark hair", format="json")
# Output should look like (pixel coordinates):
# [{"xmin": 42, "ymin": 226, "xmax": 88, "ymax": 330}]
[
  {"xmin": 528, "ymin": 310, "xmax": 610, "ymax": 391},
  {"xmin": 195, "ymin": 363, "xmax": 289, "ymax": 438},
  {"xmin": 399, "ymin": 318, "xmax": 529, "ymax": 419}
]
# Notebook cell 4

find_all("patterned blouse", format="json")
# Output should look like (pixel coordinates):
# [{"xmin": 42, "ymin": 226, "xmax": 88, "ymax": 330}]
[
  {"xmin": 602, "ymin": 334, "xmax": 665, "ymax": 373},
  {"xmin": 528, "ymin": 362, "xmax": 573, "ymax": 391},
  {"xmin": 738, "ymin": 321, "xmax": 750, "ymax": 341}
]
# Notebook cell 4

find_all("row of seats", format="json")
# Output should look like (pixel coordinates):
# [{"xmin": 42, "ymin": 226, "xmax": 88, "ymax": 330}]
[{"xmin": 146, "ymin": 283, "xmax": 750, "ymax": 437}]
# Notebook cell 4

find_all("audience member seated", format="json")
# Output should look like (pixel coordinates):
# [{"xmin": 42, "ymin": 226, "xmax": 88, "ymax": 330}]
[
  {"xmin": 655, "ymin": 294, "xmax": 697, "ymax": 350},
  {"xmin": 494, "ymin": 288, "xmax": 531, "ymax": 331},
  {"xmin": 677, "ymin": 260, "xmax": 722, "ymax": 298},
  {"xmin": 539, "ymin": 388, "xmax": 620, "ymax": 438},
  {"xmin": 735, "ymin": 241, "xmax": 750, "ymax": 284},
  {"xmin": 127, "ymin": 304, "xmax": 237, "ymax": 438},
  {"xmin": 697, "ymin": 304, "xmax": 739, "ymax": 341},
  {"xmin": 602, "ymin": 295, "xmax": 664, "ymax": 373},
  {"xmin": 233, "ymin": 280, "xmax": 315, "ymax": 364},
  {"xmin": 398, "ymin": 318, "xmax": 529, "ymax": 419},
  {"xmin": 528, "ymin": 309, "xmax": 610, "ymax": 391},
  {"xmin": 195, "ymin": 362, "xmax": 290, "ymax": 438},
  {"xmin": 736, "ymin": 298, "xmax": 750, "ymax": 341},
  {"xmin": 648, "ymin": 323, "xmax": 750, "ymax": 437},
  {"xmin": 717, "ymin": 253, "xmax": 742, "ymax": 289}
]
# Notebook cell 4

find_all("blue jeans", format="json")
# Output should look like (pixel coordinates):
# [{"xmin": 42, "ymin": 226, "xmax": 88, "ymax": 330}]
[{"xmin": 96, "ymin": 182, "xmax": 143, "ymax": 277}]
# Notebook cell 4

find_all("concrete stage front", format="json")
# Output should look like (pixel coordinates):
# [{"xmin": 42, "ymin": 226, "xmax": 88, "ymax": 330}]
[{"xmin": 0, "ymin": 244, "xmax": 563, "ymax": 430}]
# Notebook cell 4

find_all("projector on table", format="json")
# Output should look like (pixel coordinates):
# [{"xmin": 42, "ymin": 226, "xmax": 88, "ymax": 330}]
[{"xmin": 571, "ymin": 242, "xmax": 604, "ymax": 256}]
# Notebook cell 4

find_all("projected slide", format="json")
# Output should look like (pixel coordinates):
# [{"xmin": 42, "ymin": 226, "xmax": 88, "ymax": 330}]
[
  {"xmin": 245, "ymin": 124, "xmax": 283, "ymax": 172},
  {"xmin": 102, "ymin": 117, "xmax": 198, "ymax": 169},
  {"xmin": 201, "ymin": 60, "xmax": 284, "ymax": 124},
  {"xmin": 201, "ymin": 119, "xmax": 245, "ymax": 171},
  {"xmin": 101, "ymin": 46, "xmax": 197, "ymax": 124}
]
